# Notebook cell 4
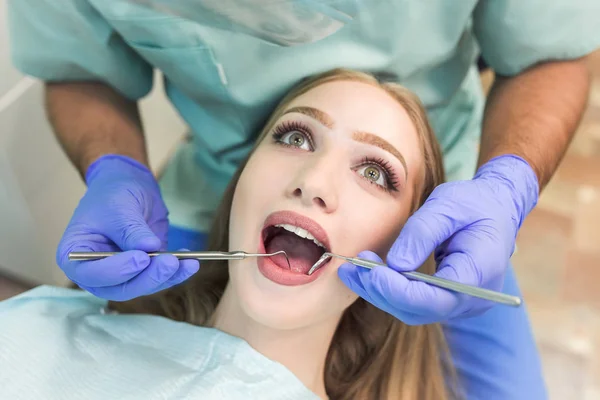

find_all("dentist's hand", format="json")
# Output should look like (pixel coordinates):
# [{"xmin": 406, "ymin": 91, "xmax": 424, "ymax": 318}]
[
  {"xmin": 338, "ymin": 155, "xmax": 539, "ymax": 324},
  {"xmin": 56, "ymin": 155, "xmax": 199, "ymax": 301}
]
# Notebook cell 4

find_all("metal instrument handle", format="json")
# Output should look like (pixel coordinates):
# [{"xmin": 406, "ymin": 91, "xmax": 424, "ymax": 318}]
[
  {"xmin": 347, "ymin": 256, "xmax": 522, "ymax": 307},
  {"xmin": 68, "ymin": 251, "xmax": 247, "ymax": 261}
]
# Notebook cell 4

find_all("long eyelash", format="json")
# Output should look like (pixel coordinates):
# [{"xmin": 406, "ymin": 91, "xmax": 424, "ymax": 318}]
[
  {"xmin": 359, "ymin": 156, "xmax": 400, "ymax": 193},
  {"xmin": 272, "ymin": 121, "xmax": 315, "ymax": 149}
]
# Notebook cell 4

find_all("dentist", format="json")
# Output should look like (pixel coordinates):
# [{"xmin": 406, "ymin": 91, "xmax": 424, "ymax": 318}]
[{"xmin": 8, "ymin": 1, "xmax": 600, "ymax": 398}]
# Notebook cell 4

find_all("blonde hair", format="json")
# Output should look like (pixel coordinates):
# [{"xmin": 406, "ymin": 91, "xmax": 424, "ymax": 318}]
[{"xmin": 109, "ymin": 69, "xmax": 459, "ymax": 399}]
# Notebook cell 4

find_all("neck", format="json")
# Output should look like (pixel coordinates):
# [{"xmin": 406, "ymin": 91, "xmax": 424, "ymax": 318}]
[{"xmin": 212, "ymin": 285, "xmax": 338, "ymax": 399}]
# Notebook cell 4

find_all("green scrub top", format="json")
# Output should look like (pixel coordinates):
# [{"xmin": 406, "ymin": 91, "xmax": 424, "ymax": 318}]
[{"xmin": 8, "ymin": 0, "xmax": 600, "ymax": 232}]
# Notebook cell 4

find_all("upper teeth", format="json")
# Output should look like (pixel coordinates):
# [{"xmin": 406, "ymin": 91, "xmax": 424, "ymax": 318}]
[{"xmin": 274, "ymin": 224, "xmax": 326, "ymax": 249}]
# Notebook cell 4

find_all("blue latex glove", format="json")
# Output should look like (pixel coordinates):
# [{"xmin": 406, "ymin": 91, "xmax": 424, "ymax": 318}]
[
  {"xmin": 338, "ymin": 155, "xmax": 539, "ymax": 324},
  {"xmin": 56, "ymin": 155, "xmax": 199, "ymax": 301}
]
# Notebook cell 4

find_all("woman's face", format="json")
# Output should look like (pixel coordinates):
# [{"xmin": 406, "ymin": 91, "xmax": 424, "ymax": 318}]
[{"xmin": 228, "ymin": 80, "xmax": 424, "ymax": 330}]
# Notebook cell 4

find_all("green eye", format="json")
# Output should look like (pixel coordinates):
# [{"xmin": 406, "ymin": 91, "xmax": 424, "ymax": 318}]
[
  {"xmin": 275, "ymin": 130, "xmax": 313, "ymax": 151},
  {"xmin": 272, "ymin": 121, "xmax": 314, "ymax": 151},
  {"xmin": 355, "ymin": 164, "xmax": 387, "ymax": 189},
  {"xmin": 289, "ymin": 132, "xmax": 305, "ymax": 147},
  {"xmin": 364, "ymin": 166, "xmax": 381, "ymax": 182}
]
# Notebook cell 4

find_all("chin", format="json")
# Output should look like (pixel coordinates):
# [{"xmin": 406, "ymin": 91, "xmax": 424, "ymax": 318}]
[
  {"xmin": 227, "ymin": 256, "xmax": 357, "ymax": 332},
  {"xmin": 246, "ymin": 302, "xmax": 319, "ymax": 331},
  {"xmin": 228, "ymin": 262, "xmax": 324, "ymax": 330}
]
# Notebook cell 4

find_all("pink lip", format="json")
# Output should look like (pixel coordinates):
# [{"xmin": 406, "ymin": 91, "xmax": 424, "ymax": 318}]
[
  {"xmin": 257, "ymin": 210, "xmax": 331, "ymax": 286},
  {"xmin": 263, "ymin": 210, "xmax": 331, "ymax": 251}
]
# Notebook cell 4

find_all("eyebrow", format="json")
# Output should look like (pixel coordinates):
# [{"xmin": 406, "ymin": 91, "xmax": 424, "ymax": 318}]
[
  {"xmin": 284, "ymin": 106, "xmax": 335, "ymax": 129},
  {"xmin": 282, "ymin": 106, "xmax": 408, "ymax": 178}
]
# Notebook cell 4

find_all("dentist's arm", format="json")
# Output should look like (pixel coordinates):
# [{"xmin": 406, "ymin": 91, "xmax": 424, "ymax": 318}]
[
  {"xmin": 45, "ymin": 81, "xmax": 149, "ymax": 175},
  {"xmin": 9, "ymin": 0, "xmax": 199, "ymax": 300},
  {"xmin": 478, "ymin": 58, "xmax": 590, "ymax": 188},
  {"xmin": 339, "ymin": 58, "xmax": 592, "ymax": 324},
  {"xmin": 337, "ymin": 0, "xmax": 600, "ymax": 323}
]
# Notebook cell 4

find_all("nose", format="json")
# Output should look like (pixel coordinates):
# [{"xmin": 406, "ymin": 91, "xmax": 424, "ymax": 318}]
[{"xmin": 286, "ymin": 155, "xmax": 340, "ymax": 213}]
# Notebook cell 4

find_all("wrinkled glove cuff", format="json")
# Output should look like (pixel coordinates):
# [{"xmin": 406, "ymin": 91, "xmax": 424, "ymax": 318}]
[
  {"xmin": 474, "ymin": 154, "xmax": 539, "ymax": 228},
  {"xmin": 85, "ymin": 154, "xmax": 154, "ymax": 185}
]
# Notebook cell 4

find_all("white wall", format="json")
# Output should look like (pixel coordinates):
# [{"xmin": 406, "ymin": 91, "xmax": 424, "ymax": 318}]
[
  {"xmin": 0, "ymin": 1, "xmax": 21, "ymax": 96},
  {"xmin": 0, "ymin": 0, "xmax": 187, "ymax": 285}
]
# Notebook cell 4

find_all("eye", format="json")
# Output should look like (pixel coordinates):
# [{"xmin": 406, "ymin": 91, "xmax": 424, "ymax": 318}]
[
  {"xmin": 272, "ymin": 121, "xmax": 315, "ymax": 151},
  {"xmin": 353, "ymin": 157, "xmax": 400, "ymax": 193},
  {"xmin": 356, "ymin": 164, "xmax": 386, "ymax": 187},
  {"xmin": 278, "ymin": 131, "xmax": 312, "ymax": 150}
]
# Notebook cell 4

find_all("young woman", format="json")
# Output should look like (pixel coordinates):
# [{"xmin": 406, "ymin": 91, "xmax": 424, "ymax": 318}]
[{"xmin": 0, "ymin": 69, "xmax": 458, "ymax": 399}]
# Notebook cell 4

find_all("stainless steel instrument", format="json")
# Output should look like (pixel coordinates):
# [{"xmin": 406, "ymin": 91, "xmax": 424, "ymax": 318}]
[
  {"xmin": 308, "ymin": 252, "xmax": 521, "ymax": 307},
  {"xmin": 69, "ymin": 250, "xmax": 291, "ymax": 268}
]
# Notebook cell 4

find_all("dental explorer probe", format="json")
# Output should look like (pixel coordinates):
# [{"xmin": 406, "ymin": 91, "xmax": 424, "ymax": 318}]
[
  {"xmin": 69, "ymin": 250, "xmax": 291, "ymax": 268},
  {"xmin": 308, "ymin": 253, "xmax": 521, "ymax": 307}
]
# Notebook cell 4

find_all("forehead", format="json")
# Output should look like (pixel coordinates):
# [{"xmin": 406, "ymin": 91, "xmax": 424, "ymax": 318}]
[{"xmin": 285, "ymin": 80, "xmax": 421, "ymax": 156}]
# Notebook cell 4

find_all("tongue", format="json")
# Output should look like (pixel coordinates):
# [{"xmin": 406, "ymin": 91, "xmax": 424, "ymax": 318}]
[{"xmin": 265, "ymin": 231, "xmax": 323, "ymax": 274}]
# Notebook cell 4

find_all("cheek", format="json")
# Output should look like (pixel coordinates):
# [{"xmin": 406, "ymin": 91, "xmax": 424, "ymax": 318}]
[
  {"xmin": 330, "ymin": 264, "xmax": 360, "ymax": 306},
  {"xmin": 229, "ymin": 152, "xmax": 287, "ymax": 244},
  {"xmin": 338, "ymin": 196, "xmax": 409, "ymax": 257},
  {"xmin": 236, "ymin": 150, "xmax": 290, "ymax": 203}
]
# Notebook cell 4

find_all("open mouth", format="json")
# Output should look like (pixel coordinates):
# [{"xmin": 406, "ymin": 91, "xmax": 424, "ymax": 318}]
[{"xmin": 261, "ymin": 211, "xmax": 331, "ymax": 276}]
